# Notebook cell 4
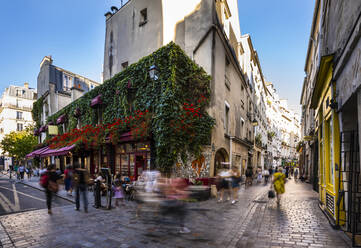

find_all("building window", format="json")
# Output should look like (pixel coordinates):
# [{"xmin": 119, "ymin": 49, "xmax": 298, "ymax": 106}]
[
  {"xmin": 225, "ymin": 101, "xmax": 230, "ymax": 134},
  {"xmin": 240, "ymin": 117, "xmax": 245, "ymax": 138},
  {"xmin": 63, "ymin": 74, "xmax": 73, "ymax": 91},
  {"xmin": 139, "ymin": 8, "xmax": 148, "ymax": 26},
  {"xmin": 122, "ymin": 61, "xmax": 129, "ymax": 70},
  {"xmin": 16, "ymin": 111, "xmax": 23, "ymax": 120},
  {"xmin": 17, "ymin": 123, "xmax": 23, "ymax": 131}
]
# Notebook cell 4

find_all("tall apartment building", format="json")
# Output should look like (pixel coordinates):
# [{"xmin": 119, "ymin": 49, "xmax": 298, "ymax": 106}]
[
  {"xmin": 0, "ymin": 83, "xmax": 37, "ymax": 169},
  {"xmin": 36, "ymin": 56, "xmax": 100, "ymax": 142}
]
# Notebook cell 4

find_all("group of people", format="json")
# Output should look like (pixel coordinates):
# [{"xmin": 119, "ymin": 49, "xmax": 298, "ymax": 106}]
[
  {"xmin": 10, "ymin": 164, "xmax": 33, "ymax": 180},
  {"xmin": 216, "ymin": 165, "xmax": 241, "ymax": 204},
  {"xmin": 40, "ymin": 163, "xmax": 90, "ymax": 214},
  {"xmin": 215, "ymin": 165, "xmax": 296, "ymax": 205}
]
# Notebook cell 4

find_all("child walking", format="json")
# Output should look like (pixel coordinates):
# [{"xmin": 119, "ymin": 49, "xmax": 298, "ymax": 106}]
[{"xmin": 113, "ymin": 180, "xmax": 124, "ymax": 207}]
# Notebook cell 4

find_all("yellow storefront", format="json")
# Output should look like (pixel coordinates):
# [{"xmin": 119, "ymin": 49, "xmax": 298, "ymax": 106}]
[{"xmin": 311, "ymin": 55, "xmax": 344, "ymax": 224}]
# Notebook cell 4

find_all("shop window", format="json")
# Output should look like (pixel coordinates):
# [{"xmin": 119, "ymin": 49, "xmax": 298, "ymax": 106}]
[{"xmin": 139, "ymin": 8, "xmax": 148, "ymax": 26}]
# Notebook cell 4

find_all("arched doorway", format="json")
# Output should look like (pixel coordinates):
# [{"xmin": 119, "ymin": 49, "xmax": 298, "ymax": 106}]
[{"xmin": 214, "ymin": 148, "xmax": 229, "ymax": 176}]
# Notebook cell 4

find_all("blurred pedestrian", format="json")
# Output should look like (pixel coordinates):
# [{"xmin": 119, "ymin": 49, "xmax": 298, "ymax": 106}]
[
  {"xmin": 256, "ymin": 167, "xmax": 262, "ymax": 183},
  {"xmin": 64, "ymin": 165, "xmax": 73, "ymax": 196},
  {"xmin": 217, "ymin": 169, "xmax": 232, "ymax": 202},
  {"xmin": 19, "ymin": 164, "xmax": 25, "ymax": 180},
  {"xmin": 73, "ymin": 163, "xmax": 89, "ymax": 212},
  {"xmin": 294, "ymin": 168, "xmax": 299, "ymax": 182},
  {"xmin": 245, "ymin": 166, "xmax": 253, "ymax": 188},
  {"xmin": 263, "ymin": 167, "xmax": 270, "ymax": 184},
  {"xmin": 26, "ymin": 166, "xmax": 32, "ymax": 180},
  {"xmin": 112, "ymin": 173, "xmax": 124, "ymax": 207},
  {"xmin": 161, "ymin": 178, "xmax": 190, "ymax": 234},
  {"xmin": 43, "ymin": 164, "xmax": 61, "ymax": 214},
  {"xmin": 273, "ymin": 167, "xmax": 286, "ymax": 204},
  {"xmin": 231, "ymin": 166, "xmax": 241, "ymax": 204}
]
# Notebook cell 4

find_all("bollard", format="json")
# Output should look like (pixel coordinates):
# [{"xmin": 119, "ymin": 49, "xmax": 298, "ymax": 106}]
[
  {"xmin": 211, "ymin": 185, "xmax": 217, "ymax": 198},
  {"xmin": 94, "ymin": 180, "xmax": 101, "ymax": 208}
]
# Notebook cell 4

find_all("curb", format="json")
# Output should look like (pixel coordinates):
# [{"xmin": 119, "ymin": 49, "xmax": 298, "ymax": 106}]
[
  {"xmin": 18, "ymin": 181, "xmax": 75, "ymax": 204},
  {"xmin": 0, "ymin": 173, "xmax": 75, "ymax": 204}
]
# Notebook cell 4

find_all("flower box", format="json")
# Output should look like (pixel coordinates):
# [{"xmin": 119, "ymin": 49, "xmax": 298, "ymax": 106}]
[
  {"xmin": 90, "ymin": 94, "xmax": 102, "ymax": 108},
  {"xmin": 57, "ymin": 114, "xmax": 66, "ymax": 125}
]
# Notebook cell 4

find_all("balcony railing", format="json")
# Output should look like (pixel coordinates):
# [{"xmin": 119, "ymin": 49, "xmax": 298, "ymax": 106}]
[{"xmin": 1, "ymin": 103, "xmax": 32, "ymax": 112}]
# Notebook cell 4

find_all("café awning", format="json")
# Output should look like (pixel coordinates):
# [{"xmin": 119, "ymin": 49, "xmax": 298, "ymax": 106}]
[
  {"xmin": 25, "ymin": 146, "xmax": 49, "ymax": 158},
  {"xmin": 40, "ymin": 144, "xmax": 75, "ymax": 158}
]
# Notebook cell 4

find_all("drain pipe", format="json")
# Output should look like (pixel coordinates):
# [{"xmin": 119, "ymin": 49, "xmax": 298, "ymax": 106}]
[{"xmin": 230, "ymin": 136, "xmax": 233, "ymax": 169}]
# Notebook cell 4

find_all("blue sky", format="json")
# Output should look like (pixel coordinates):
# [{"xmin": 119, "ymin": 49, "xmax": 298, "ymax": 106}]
[
  {"xmin": 0, "ymin": 0, "xmax": 314, "ymax": 114},
  {"xmin": 238, "ymin": 1, "xmax": 314, "ymax": 114}
]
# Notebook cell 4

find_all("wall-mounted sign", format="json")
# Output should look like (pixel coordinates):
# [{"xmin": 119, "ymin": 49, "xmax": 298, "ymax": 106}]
[{"xmin": 48, "ymin": 125, "xmax": 58, "ymax": 135}]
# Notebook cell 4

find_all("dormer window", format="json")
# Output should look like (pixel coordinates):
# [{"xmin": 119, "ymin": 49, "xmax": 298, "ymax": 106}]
[{"xmin": 139, "ymin": 8, "xmax": 147, "ymax": 26}]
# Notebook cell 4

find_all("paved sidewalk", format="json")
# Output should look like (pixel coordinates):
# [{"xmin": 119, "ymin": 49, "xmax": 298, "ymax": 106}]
[
  {"xmin": 0, "ymin": 177, "xmax": 352, "ymax": 248},
  {"xmin": 0, "ymin": 173, "xmax": 99, "ymax": 206},
  {"xmin": 234, "ymin": 180, "xmax": 351, "ymax": 248}
]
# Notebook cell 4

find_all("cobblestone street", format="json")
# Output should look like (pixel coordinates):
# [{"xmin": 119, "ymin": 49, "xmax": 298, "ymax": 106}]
[{"xmin": 0, "ymin": 179, "xmax": 352, "ymax": 248}]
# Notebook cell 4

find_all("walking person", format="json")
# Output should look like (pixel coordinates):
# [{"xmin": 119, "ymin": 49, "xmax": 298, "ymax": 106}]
[
  {"xmin": 41, "ymin": 164, "xmax": 61, "ymax": 214},
  {"xmin": 26, "ymin": 166, "xmax": 32, "ymax": 180},
  {"xmin": 263, "ymin": 167, "xmax": 270, "ymax": 184},
  {"xmin": 217, "ymin": 168, "xmax": 232, "ymax": 202},
  {"xmin": 64, "ymin": 165, "xmax": 73, "ymax": 196},
  {"xmin": 273, "ymin": 167, "xmax": 286, "ymax": 204},
  {"xmin": 294, "ymin": 168, "xmax": 299, "ymax": 182},
  {"xmin": 73, "ymin": 163, "xmax": 89, "ymax": 212},
  {"xmin": 230, "ymin": 166, "xmax": 241, "ymax": 204},
  {"xmin": 245, "ymin": 166, "xmax": 253, "ymax": 188},
  {"xmin": 112, "ymin": 174, "xmax": 125, "ymax": 207},
  {"xmin": 19, "ymin": 164, "xmax": 25, "ymax": 180},
  {"xmin": 256, "ymin": 167, "xmax": 262, "ymax": 183}
]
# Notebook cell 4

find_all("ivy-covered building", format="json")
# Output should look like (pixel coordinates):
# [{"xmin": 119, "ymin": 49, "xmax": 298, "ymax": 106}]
[
  {"xmin": 32, "ymin": 43, "xmax": 214, "ymax": 179},
  {"xmin": 101, "ymin": 0, "xmax": 257, "ymax": 177}
]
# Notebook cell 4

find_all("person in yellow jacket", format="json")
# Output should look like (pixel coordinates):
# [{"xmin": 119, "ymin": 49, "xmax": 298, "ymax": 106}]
[{"xmin": 273, "ymin": 167, "xmax": 286, "ymax": 204}]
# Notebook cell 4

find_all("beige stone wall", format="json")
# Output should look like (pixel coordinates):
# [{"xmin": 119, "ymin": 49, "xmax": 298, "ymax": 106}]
[
  {"xmin": 103, "ymin": 0, "xmax": 164, "ymax": 81},
  {"xmin": 103, "ymin": 0, "xmax": 254, "ymax": 178}
]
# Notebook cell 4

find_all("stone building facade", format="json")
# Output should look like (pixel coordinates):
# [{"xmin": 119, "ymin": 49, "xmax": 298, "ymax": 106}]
[
  {"xmin": 37, "ymin": 56, "xmax": 100, "ymax": 143},
  {"xmin": 103, "ymin": 0, "xmax": 256, "ymax": 177},
  {"xmin": 301, "ymin": 0, "xmax": 361, "ymax": 240},
  {"xmin": 0, "ymin": 83, "xmax": 37, "ymax": 169}
]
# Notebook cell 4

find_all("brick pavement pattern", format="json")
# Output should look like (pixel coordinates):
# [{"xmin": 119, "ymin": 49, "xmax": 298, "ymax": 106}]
[
  {"xmin": 0, "ymin": 178, "xmax": 352, "ymax": 248},
  {"xmin": 235, "ymin": 180, "xmax": 350, "ymax": 248}
]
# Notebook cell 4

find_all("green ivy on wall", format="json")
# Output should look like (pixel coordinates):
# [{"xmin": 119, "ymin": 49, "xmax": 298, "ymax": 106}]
[
  {"xmin": 37, "ymin": 42, "xmax": 214, "ymax": 172},
  {"xmin": 31, "ymin": 95, "xmax": 44, "ymax": 128}
]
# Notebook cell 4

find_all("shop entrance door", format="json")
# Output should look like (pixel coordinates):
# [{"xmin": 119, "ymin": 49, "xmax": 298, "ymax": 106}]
[{"xmin": 135, "ymin": 155, "xmax": 145, "ymax": 180}]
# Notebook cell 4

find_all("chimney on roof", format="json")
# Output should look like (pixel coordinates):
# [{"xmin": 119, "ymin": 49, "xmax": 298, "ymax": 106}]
[
  {"xmin": 24, "ymin": 82, "xmax": 29, "ymax": 89},
  {"xmin": 40, "ymin": 55, "xmax": 53, "ymax": 68}
]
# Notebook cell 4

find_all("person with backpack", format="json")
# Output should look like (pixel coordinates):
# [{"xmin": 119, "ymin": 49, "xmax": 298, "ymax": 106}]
[
  {"xmin": 73, "ymin": 163, "xmax": 89, "ymax": 212},
  {"xmin": 19, "ymin": 164, "xmax": 25, "ymax": 180},
  {"xmin": 40, "ymin": 164, "xmax": 61, "ymax": 214}
]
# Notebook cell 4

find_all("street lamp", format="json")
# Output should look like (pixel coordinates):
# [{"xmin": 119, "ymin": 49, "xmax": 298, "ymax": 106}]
[
  {"xmin": 149, "ymin": 65, "xmax": 159, "ymax": 80},
  {"xmin": 252, "ymin": 118, "xmax": 258, "ymax": 126}
]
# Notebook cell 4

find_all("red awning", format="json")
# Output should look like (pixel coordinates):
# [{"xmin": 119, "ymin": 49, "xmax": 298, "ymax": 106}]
[
  {"xmin": 25, "ymin": 147, "xmax": 49, "ymax": 158},
  {"xmin": 40, "ymin": 145, "xmax": 75, "ymax": 157}
]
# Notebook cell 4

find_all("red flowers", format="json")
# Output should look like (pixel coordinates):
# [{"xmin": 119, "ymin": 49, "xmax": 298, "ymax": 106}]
[{"xmin": 49, "ymin": 109, "xmax": 151, "ymax": 149}]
